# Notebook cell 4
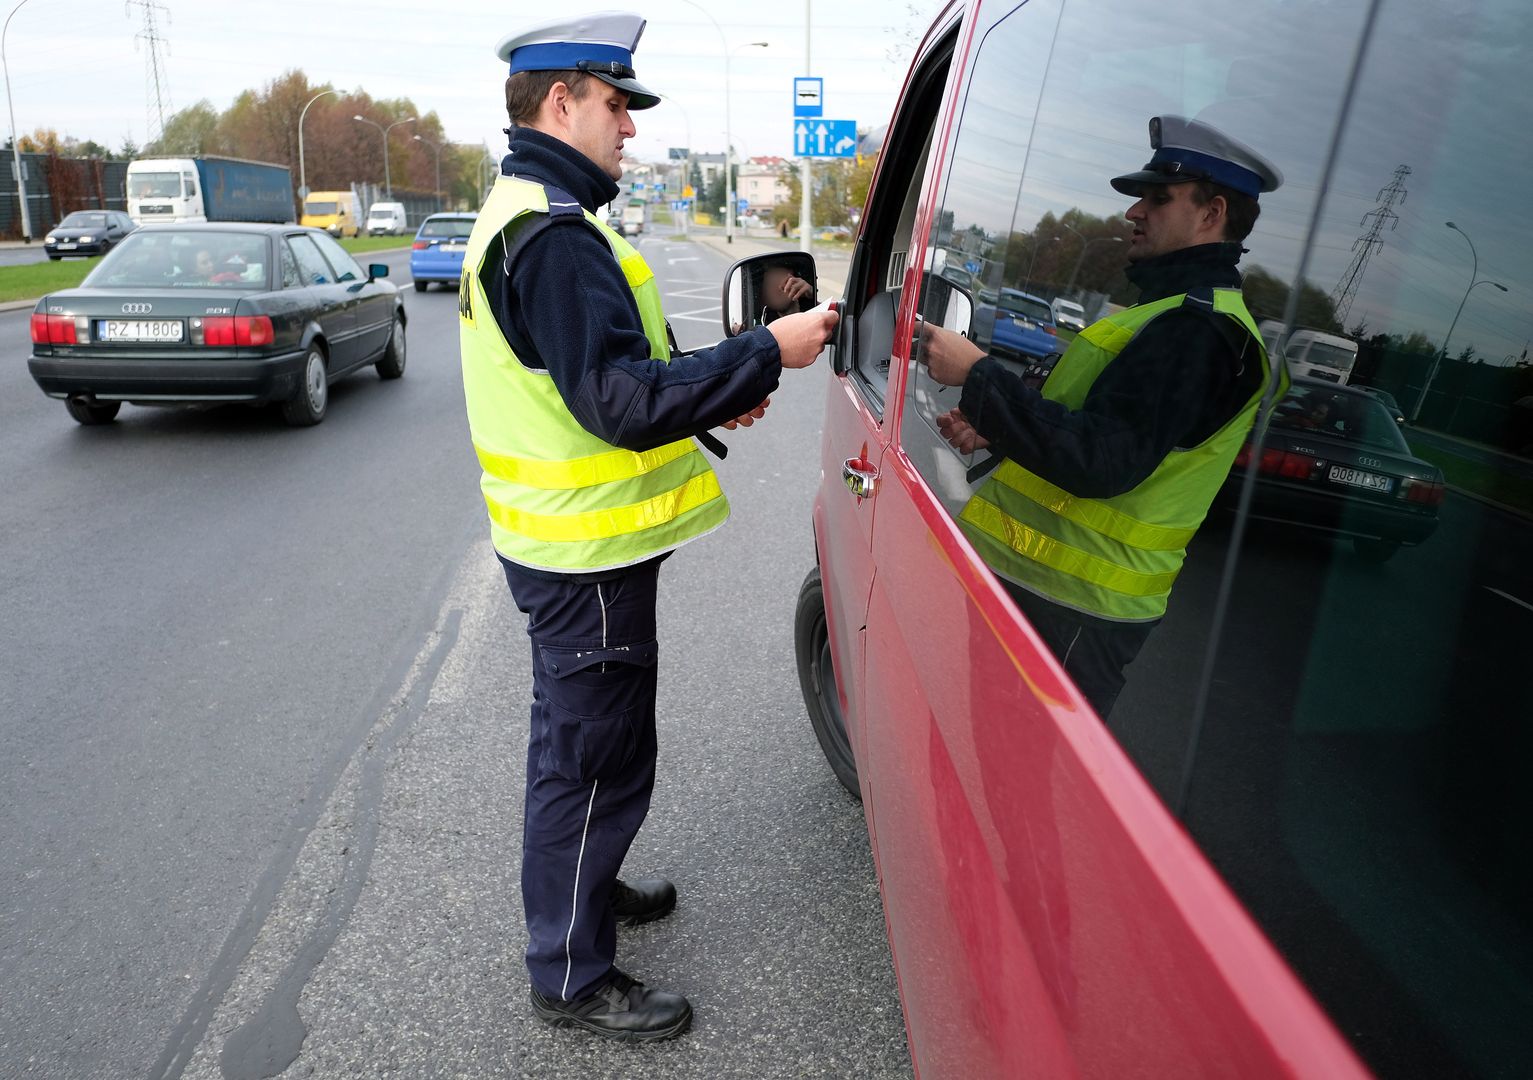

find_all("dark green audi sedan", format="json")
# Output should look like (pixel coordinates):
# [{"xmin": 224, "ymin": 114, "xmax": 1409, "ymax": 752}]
[{"xmin": 28, "ymin": 223, "xmax": 406, "ymax": 426}]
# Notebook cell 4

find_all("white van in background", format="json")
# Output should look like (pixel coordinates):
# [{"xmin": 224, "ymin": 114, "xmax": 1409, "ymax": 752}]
[
  {"xmin": 366, "ymin": 202, "xmax": 408, "ymax": 236},
  {"xmin": 1258, "ymin": 320, "xmax": 1358, "ymax": 384}
]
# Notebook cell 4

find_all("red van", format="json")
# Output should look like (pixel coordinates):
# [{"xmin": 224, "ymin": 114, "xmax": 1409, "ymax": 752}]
[{"xmin": 727, "ymin": 1, "xmax": 1532, "ymax": 1076}]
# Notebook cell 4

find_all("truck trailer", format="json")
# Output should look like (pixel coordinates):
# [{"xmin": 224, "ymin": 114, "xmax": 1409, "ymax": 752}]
[{"xmin": 126, "ymin": 156, "xmax": 295, "ymax": 226}]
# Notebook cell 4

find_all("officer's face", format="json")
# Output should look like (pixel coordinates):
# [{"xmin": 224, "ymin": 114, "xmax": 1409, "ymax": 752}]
[
  {"xmin": 1124, "ymin": 182, "xmax": 1221, "ymax": 261},
  {"xmin": 565, "ymin": 83, "xmax": 637, "ymax": 181}
]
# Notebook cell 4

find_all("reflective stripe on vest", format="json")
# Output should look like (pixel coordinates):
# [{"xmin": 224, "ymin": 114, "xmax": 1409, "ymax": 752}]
[
  {"xmin": 458, "ymin": 175, "xmax": 728, "ymax": 572},
  {"xmin": 958, "ymin": 288, "xmax": 1277, "ymax": 622}
]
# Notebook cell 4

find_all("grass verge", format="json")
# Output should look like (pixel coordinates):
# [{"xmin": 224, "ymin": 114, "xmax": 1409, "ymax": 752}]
[
  {"xmin": 339, "ymin": 235, "xmax": 413, "ymax": 255},
  {"xmin": 0, "ymin": 257, "xmax": 97, "ymax": 303},
  {"xmin": 1407, "ymin": 439, "xmax": 1533, "ymax": 517}
]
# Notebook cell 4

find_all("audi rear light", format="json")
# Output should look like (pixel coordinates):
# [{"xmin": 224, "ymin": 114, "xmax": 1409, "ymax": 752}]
[
  {"xmin": 190, "ymin": 315, "xmax": 273, "ymax": 347},
  {"xmin": 1402, "ymin": 477, "xmax": 1446, "ymax": 506},
  {"xmin": 1234, "ymin": 445, "xmax": 1253, "ymax": 469},
  {"xmin": 1258, "ymin": 447, "xmax": 1286, "ymax": 475},
  {"xmin": 30, "ymin": 313, "xmax": 78, "ymax": 345},
  {"xmin": 1255, "ymin": 448, "xmax": 1319, "ymax": 479}
]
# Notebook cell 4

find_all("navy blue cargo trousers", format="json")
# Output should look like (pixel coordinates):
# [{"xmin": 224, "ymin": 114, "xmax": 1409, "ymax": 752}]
[{"xmin": 500, "ymin": 555, "xmax": 661, "ymax": 1003}]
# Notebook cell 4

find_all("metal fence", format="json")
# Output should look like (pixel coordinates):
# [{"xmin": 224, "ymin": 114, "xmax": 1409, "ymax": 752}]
[{"xmin": 2, "ymin": 153, "xmax": 129, "ymax": 238}]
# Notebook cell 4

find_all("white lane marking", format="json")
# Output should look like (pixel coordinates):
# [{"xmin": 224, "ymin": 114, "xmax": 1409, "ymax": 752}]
[
  {"xmin": 1485, "ymin": 586, "xmax": 1533, "ymax": 614},
  {"xmin": 667, "ymin": 306, "xmax": 724, "ymax": 324},
  {"xmin": 668, "ymin": 257, "xmax": 699, "ymax": 265},
  {"xmin": 562, "ymin": 780, "xmax": 600, "ymax": 1001}
]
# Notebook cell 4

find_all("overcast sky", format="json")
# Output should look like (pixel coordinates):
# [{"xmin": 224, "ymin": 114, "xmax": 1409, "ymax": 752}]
[{"xmin": 5, "ymin": 0, "xmax": 942, "ymax": 161}]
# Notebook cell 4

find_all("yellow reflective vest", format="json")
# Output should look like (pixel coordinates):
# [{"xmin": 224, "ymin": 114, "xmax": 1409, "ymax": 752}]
[
  {"xmin": 458, "ymin": 176, "xmax": 728, "ymax": 573},
  {"xmin": 959, "ymin": 289, "xmax": 1280, "ymax": 622}
]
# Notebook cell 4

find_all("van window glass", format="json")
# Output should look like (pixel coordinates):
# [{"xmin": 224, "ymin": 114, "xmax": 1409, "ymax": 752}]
[
  {"xmin": 309, "ymin": 231, "xmax": 364, "ymax": 283},
  {"xmin": 286, "ymin": 235, "xmax": 334, "ymax": 285},
  {"xmin": 1179, "ymin": 1, "xmax": 1533, "ymax": 1076}
]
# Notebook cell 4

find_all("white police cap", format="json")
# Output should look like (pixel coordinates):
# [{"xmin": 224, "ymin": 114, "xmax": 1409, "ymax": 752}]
[
  {"xmin": 1111, "ymin": 115, "xmax": 1282, "ymax": 199},
  {"xmin": 495, "ymin": 11, "xmax": 661, "ymax": 110}
]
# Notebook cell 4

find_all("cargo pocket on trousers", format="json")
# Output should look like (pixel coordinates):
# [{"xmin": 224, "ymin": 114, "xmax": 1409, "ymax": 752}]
[{"xmin": 537, "ymin": 640, "xmax": 659, "ymax": 782}]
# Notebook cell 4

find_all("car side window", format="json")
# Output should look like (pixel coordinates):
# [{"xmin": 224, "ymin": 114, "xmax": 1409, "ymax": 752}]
[
  {"xmin": 899, "ymin": 0, "xmax": 1063, "ymax": 517},
  {"xmin": 309, "ymin": 231, "xmax": 364, "ymax": 283},
  {"xmin": 280, "ymin": 242, "xmax": 303, "ymax": 289},
  {"xmin": 286, "ymin": 235, "xmax": 333, "ymax": 285}
]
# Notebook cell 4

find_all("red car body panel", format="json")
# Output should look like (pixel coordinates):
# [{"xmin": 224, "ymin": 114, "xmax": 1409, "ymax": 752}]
[{"xmin": 809, "ymin": 1, "xmax": 1376, "ymax": 1075}]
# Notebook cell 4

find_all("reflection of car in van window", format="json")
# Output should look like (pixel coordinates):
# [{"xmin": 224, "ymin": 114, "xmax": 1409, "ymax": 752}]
[
  {"xmin": 741, "ymin": 0, "xmax": 1533, "ymax": 1077},
  {"xmin": 1259, "ymin": 320, "xmax": 1358, "ymax": 384}
]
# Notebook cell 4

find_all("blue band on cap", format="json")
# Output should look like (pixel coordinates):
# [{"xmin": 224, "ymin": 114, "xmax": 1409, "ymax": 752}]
[
  {"xmin": 1151, "ymin": 146, "xmax": 1262, "ymax": 197},
  {"xmin": 509, "ymin": 41, "xmax": 632, "ymax": 75}
]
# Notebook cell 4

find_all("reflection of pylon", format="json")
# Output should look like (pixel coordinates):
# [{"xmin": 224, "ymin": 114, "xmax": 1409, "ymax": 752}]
[
  {"xmin": 1331, "ymin": 164, "xmax": 1409, "ymax": 327},
  {"xmin": 127, "ymin": 0, "xmax": 173, "ymax": 146}
]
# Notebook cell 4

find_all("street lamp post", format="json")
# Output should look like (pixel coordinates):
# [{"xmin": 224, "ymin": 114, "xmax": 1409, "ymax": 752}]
[
  {"xmin": 413, "ymin": 134, "xmax": 442, "ymax": 209},
  {"xmin": 1411, "ymin": 220, "xmax": 1510, "ymax": 422},
  {"xmin": 1065, "ymin": 235, "xmax": 1124, "ymax": 297},
  {"xmin": 353, "ymin": 114, "xmax": 416, "ymax": 198},
  {"xmin": 298, "ymin": 89, "xmax": 341, "ymax": 201},
  {"xmin": 3, "ymin": 0, "xmax": 36, "ymax": 242},
  {"xmin": 677, "ymin": 0, "xmax": 764, "ymax": 245}
]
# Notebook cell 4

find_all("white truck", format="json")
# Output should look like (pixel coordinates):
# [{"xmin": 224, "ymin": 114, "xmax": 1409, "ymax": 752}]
[
  {"xmin": 1258, "ymin": 320, "xmax": 1358, "ymax": 384},
  {"xmin": 620, "ymin": 202, "xmax": 645, "ymax": 237},
  {"xmin": 125, "ymin": 156, "xmax": 295, "ymax": 226}
]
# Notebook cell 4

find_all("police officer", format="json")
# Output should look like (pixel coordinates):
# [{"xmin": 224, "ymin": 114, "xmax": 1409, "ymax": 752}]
[
  {"xmin": 459, "ymin": 12, "xmax": 837, "ymax": 1042},
  {"xmin": 919, "ymin": 116, "xmax": 1284, "ymax": 718}
]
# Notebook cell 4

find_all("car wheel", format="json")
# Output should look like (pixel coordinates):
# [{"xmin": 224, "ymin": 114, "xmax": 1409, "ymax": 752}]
[
  {"xmin": 794, "ymin": 566, "xmax": 860, "ymax": 798},
  {"xmin": 1353, "ymin": 537, "xmax": 1400, "ymax": 563},
  {"xmin": 282, "ymin": 345, "xmax": 329, "ymax": 426},
  {"xmin": 413, "ymin": 280, "xmax": 427, "ymax": 293},
  {"xmin": 64, "ymin": 396, "xmax": 121, "ymax": 425},
  {"xmin": 375, "ymin": 315, "xmax": 406, "ymax": 380},
  {"xmin": 47, "ymin": 254, "xmax": 61, "ymax": 261}
]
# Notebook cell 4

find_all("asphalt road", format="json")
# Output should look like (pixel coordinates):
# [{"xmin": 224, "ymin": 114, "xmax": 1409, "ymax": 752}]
[
  {"xmin": 0, "ymin": 240, "xmax": 910, "ymax": 1079},
  {"xmin": 0, "ymin": 245, "xmax": 53, "ymax": 267}
]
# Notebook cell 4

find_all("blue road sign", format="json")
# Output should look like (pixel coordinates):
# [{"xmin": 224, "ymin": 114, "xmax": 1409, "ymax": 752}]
[
  {"xmin": 793, "ymin": 77, "xmax": 824, "ymax": 118},
  {"xmin": 671, "ymin": 200, "xmax": 685, "ymax": 211},
  {"xmin": 737, "ymin": 198, "xmax": 749, "ymax": 212},
  {"xmin": 794, "ymin": 119, "xmax": 857, "ymax": 158}
]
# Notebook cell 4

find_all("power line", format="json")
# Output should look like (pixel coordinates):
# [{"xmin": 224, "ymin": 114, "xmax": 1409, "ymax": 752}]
[
  {"xmin": 1330, "ymin": 163, "xmax": 1409, "ymax": 326},
  {"xmin": 126, "ymin": 0, "xmax": 172, "ymax": 146}
]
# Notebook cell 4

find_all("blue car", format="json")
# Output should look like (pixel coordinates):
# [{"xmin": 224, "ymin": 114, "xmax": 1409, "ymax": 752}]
[
  {"xmin": 409, "ymin": 212, "xmax": 478, "ymax": 292},
  {"xmin": 975, "ymin": 287, "xmax": 1062, "ymax": 384}
]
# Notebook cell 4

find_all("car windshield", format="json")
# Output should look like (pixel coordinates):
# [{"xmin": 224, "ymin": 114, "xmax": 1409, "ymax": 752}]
[
  {"xmin": 1055, "ymin": 300, "xmax": 1084, "ymax": 315},
  {"xmin": 1270, "ymin": 386, "xmax": 1409, "ymax": 452},
  {"xmin": 418, "ymin": 218, "xmax": 475, "ymax": 238},
  {"xmin": 998, "ymin": 293, "xmax": 1053, "ymax": 322},
  {"xmin": 83, "ymin": 231, "xmax": 271, "ymax": 289},
  {"xmin": 59, "ymin": 213, "xmax": 109, "ymax": 229},
  {"xmin": 305, "ymin": 201, "xmax": 338, "ymax": 215},
  {"xmin": 1306, "ymin": 341, "xmax": 1357, "ymax": 372},
  {"xmin": 130, "ymin": 172, "xmax": 181, "ymax": 198}
]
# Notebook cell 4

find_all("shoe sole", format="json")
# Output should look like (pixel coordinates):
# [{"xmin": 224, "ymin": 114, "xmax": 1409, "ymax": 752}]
[
  {"xmin": 614, "ymin": 894, "xmax": 677, "ymax": 927},
  {"xmin": 530, "ymin": 997, "xmax": 692, "ymax": 1042}
]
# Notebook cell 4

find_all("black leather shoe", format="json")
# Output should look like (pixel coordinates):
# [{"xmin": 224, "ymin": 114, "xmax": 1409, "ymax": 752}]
[
  {"xmin": 610, "ymin": 877, "xmax": 677, "ymax": 926},
  {"xmin": 529, "ymin": 969, "xmax": 692, "ymax": 1041}
]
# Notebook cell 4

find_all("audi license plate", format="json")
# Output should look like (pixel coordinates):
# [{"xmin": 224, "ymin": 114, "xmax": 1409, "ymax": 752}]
[
  {"xmin": 1329, "ymin": 465, "xmax": 1391, "ymax": 492},
  {"xmin": 100, "ymin": 319, "xmax": 184, "ymax": 342}
]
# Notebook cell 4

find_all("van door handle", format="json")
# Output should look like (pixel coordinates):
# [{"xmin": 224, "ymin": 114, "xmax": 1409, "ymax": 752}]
[{"xmin": 842, "ymin": 458, "xmax": 879, "ymax": 498}]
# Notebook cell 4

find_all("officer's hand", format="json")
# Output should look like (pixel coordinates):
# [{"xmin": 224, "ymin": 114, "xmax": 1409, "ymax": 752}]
[
  {"xmin": 769, "ymin": 308, "xmax": 839, "ymax": 369},
  {"xmin": 937, "ymin": 408, "xmax": 990, "ymax": 454},
  {"xmin": 722, "ymin": 397, "xmax": 770, "ymax": 429},
  {"xmin": 918, "ymin": 322, "xmax": 986, "ymax": 386}
]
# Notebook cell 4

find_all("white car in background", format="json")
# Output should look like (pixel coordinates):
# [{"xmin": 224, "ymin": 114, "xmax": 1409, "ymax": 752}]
[{"xmin": 1051, "ymin": 296, "xmax": 1087, "ymax": 332}]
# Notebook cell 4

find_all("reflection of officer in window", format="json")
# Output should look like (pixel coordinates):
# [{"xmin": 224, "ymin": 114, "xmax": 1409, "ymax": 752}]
[{"xmin": 916, "ymin": 115, "xmax": 1284, "ymax": 717}]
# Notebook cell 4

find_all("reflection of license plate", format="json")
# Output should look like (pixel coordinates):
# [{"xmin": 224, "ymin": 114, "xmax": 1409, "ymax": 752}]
[
  {"xmin": 1329, "ymin": 465, "xmax": 1391, "ymax": 492},
  {"xmin": 101, "ymin": 319, "xmax": 183, "ymax": 342},
  {"xmin": 57, "ymin": 243, "xmax": 77, "ymax": 250},
  {"xmin": 439, "ymin": 243, "xmax": 466, "ymax": 253}
]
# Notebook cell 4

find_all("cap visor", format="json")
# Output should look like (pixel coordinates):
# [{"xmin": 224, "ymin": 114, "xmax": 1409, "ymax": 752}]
[
  {"xmin": 1110, "ymin": 168, "xmax": 1194, "ymax": 196},
  {"xmin": 591, "ymin": 71, "xmax": 660, "ymax": 109}
]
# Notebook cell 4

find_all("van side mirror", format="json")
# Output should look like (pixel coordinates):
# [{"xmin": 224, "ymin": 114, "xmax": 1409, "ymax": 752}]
[
  {"xmin": 368, "ymin": 263, "xmax": 389, "ymax": 280},
  {"xmin": 722, "ymin": 251, "xmax": 819, "ymax": 338}
]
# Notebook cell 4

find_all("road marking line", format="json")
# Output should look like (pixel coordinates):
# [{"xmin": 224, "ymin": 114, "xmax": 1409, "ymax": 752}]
[
  {"xmin": 1485, "ymin": 586, "xmax": 1533, "ymax": 614},
  {"xmin": 668, "ymin": 257, "xmax": 699, "ymax": 264}
]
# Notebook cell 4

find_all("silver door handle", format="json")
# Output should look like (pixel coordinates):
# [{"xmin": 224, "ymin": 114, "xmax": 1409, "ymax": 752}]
[{"xmin": 842, "ymin": 458, "xmax": 879, "ymax": 498}]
